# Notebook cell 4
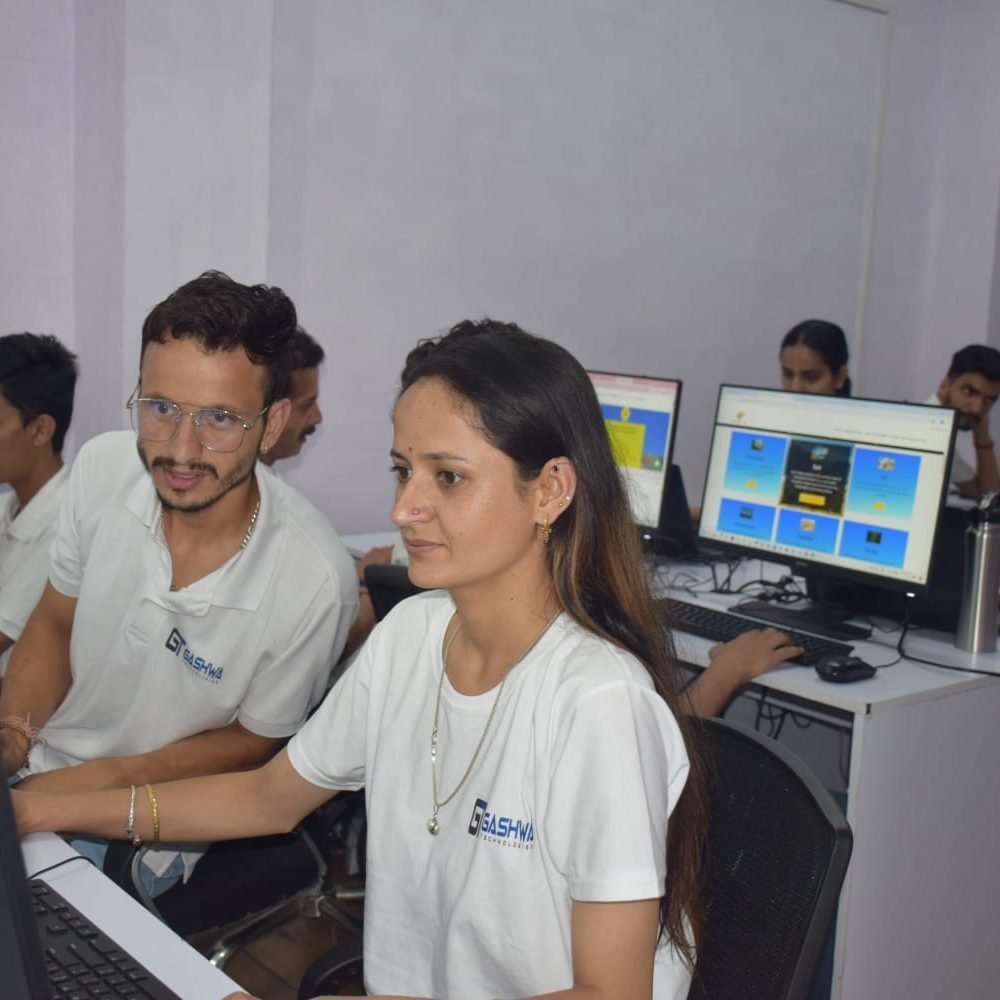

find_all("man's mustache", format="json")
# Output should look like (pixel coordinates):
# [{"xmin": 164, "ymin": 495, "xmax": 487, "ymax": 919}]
[{"xmin": 151, "ymin": 456, "xmax": 219, "ymax": 478}]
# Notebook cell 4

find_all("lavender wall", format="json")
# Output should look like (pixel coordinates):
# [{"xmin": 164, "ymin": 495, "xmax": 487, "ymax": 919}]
[{"xmin": 3, "ymin": 0, "xmax": 1000, "ymax": 530}]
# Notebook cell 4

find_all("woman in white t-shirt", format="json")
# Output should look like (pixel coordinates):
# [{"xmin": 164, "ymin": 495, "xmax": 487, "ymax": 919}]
[{"xmin": 15, "ymin": 319, "xmax": 706, "ymax": 1000}]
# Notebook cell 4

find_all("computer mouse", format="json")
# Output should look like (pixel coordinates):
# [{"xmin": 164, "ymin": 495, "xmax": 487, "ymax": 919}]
[{"xmin": 815, "ymin": 655, "xmax": 876, "ymax": 683}]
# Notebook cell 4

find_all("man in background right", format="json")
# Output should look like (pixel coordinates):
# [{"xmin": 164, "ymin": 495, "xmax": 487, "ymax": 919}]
[{"xmin": 929, "ymin": 344, "xmax": 1000, "ymax": 500}]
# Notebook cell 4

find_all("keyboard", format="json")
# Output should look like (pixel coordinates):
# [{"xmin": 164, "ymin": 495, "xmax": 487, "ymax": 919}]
[
  {"xmin": 663, "ymin": 598, "xmax": 854, "ymax": 666},
  {"xmin": 32, "ymin": 879, "xmax": 181, "ymax": 999}
]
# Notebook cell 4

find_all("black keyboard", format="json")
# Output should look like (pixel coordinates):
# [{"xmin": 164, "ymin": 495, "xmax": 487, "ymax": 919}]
[
  {"xmin": 663, "ymin": 598, "xmax": 853, "ymax": 666},
  {"xmin": 32, "ymin": 879, "xmax": 181, "ymax": 999}
]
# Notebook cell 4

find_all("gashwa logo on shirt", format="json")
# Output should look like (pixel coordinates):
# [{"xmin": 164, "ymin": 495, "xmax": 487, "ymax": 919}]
[
  {"xmin": 468, "ymin": 797, "xmax": 534, "ymax": 850},
  {"xmin": 165, "ymin": 628, "xmax": 224, "ymax": 683}
]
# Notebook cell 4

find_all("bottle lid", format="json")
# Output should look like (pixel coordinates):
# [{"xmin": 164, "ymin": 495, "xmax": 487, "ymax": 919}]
[{"xmin": 970, "ymin": 491, "xmax": 1000, "ymax": 524}]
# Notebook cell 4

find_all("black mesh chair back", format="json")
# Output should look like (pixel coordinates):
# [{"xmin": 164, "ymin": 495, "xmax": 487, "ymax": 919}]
[
  {"xmin": 688, "ymin": 717, "xmax": 853, "ymax": 1000},
  {"xmin": 364, "ymin": 563, "xmax": 427, "ymax": 621}
]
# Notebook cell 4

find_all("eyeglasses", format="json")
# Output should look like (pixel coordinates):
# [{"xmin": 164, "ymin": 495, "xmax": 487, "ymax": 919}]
[{"xmin": 126, "ymin": 389, "xmax": 269, "ymax": 453}]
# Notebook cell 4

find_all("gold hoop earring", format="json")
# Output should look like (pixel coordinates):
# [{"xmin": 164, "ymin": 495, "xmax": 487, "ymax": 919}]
[{"xmin": 540, "ymin": 516, "xmax": 552, "ymax": 545}]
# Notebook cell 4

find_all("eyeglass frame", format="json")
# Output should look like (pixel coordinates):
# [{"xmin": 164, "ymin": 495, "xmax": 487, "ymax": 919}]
[{"xmin": 125, "ymin": 386, "xmax": 271, "ymax": 454}]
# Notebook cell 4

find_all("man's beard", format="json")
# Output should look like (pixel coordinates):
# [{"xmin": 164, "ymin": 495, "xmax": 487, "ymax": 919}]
[{"xmin": 137, "ymin": 442, "xmax": 256, "ymax": 513}]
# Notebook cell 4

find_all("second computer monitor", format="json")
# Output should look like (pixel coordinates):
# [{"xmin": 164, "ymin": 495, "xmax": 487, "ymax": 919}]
[
  {"xmin": 698, "ymin": 385, "xmax": 957, "ymax": 593},
  {"xmin": 587, "ymin": 370, "xmax": 681, "ymax": 546}
]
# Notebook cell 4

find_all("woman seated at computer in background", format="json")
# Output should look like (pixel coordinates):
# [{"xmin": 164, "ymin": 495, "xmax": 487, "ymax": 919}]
[
  {"xmin": 779, "ymin": 318, "xmax": 851, "ymax": 396},
  {"xmin": 15, "ymin": 320, "xmax": 708, "ymax": 1000},
  {"xmin": 682, "ymin": 319, "xmax": 856, "ymax": 713}
]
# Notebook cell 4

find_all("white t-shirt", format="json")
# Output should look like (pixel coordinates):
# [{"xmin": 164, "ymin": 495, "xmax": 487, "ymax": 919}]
[
  {"xmin": 33, "ymin": 431, "xmax": 359, "ymax": 770},
  {"xmin": 289, "ymin": 591, "xmax": 691, "ymax": 1000},
  {"xmin": 0, "ymin": 467, "xmax": 68, "ymax": 675}
]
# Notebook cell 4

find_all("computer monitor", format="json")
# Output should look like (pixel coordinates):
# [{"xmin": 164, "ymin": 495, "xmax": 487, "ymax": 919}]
[
  {"xmin": 697, "ymin": 385, "xmax": 958, "ymax": 634},
  {"xmin": 587, "ymin": 370, "xmax": 681, "ymax": 550},
  {"xmin": 0, "ymin": 779, "xmax": 52, "ymax": 998}
]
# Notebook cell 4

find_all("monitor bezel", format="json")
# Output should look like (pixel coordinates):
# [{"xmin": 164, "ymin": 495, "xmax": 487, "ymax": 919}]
[
  {"xmin": 0, "ymin": 779, "xmax": 52, "ymax": 998},
  {"xmin": 695, "ymin": 384, "xmax": 959, "ymax": 597},
  {"xmin": 586, "ymin": 369, "xmax": 683, "ymax": 547}
]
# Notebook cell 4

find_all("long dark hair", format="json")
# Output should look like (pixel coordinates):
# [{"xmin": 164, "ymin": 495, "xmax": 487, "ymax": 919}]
[
  {"xmin": 781, "ymin": 319, "xmax": 852, "ymax": 396},
  {"xmin": 399, "ymin": 318, "xmax": 705, "ymax": 967}
]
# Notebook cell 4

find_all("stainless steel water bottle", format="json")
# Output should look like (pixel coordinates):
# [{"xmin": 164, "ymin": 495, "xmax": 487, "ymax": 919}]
[{"xmin": 955, "ymin": 492, "xmax": 1000, "ymax": 652}]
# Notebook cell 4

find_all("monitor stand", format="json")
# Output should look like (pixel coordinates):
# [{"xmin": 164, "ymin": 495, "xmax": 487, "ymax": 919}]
[{"xmin": 730, "ymin": 598, "xmax": 872, "ymax": 642}]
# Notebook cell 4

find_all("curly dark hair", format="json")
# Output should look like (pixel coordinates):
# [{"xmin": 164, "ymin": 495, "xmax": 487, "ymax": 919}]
[{"xmin": 140, "ymin": 271, "xmax": 297, "ymax": 405}]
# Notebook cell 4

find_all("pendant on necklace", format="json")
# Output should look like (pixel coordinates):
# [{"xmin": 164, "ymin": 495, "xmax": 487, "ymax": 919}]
[{"xmin": 427, "ymin": 817, "xmax": 440, "ymax": 836}]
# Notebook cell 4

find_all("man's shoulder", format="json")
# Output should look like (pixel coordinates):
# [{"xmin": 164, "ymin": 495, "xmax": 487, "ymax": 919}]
[
  {"xmin": 257, "ymin": 467, "xmax": 354, "ymax": 580},
  {"xmin": 58, "ymin": 433, "xmax": 152, "ymax": 538},
  {"xmin": 72, "ymin": 431, "xmax": 144, "ymax": 479},
  {"xmin": 261, "ymin": 467, "xmax": 336, "ymax": 538}
]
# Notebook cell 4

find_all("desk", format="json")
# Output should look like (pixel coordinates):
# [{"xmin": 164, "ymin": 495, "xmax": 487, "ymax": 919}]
[
  {"xmin": 21, "ymin": 834, "xmax": 239, "ymax": 998},
  {"xmin": 343, "ymin": 530, "xmax": 399, "ymax": 559},
  {"xmin": 658, "ymin": 565, "xmax": 1000, "ymax": 999}
]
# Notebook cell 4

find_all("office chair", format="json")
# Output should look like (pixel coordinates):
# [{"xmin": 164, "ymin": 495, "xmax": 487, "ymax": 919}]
[
  {"xmin": 103, "ymin": 790, "xmax": 366, "ymax": 967},
  {"xmin": 298, "ymin": 935, "xmax": 365, "ymax": 998},
  {"xmin": 688, "ymin": 716, "xmax": 853, "ymax": 1000},
  {"xmin": 363, "ymin": 562, "xmax": 427, "ymax": 620}
]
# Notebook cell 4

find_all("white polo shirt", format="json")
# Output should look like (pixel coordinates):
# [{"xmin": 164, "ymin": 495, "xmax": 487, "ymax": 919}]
[
  {"xmin": 32, "ymin": 431, "xmax": 358, "ymax": 772},
  {"xmin": 0, "ymin": 467, "xmax": 68, "ymax": 675}
]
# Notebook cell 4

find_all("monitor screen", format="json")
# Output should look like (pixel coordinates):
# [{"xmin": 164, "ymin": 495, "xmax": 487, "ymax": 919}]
[
  {"xmin": 698, "ymin": 385, "xmax": 957, "ymax": 593},
  {"xmin": 0, "ymin": 780, "xmax": 51, "ymax": 998},
  {"xmin": 587, "ymin": 370, "xmax": 681, "ymax": 544}
]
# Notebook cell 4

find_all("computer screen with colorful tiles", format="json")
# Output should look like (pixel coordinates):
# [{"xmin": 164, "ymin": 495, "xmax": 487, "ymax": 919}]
[
  {"xmin": 587, "ymin": 370, "xmax": 681, "ymax": 549},
  {"xmin": 698, "ymin": 385, "xmax": 957, "ymax": 593}
]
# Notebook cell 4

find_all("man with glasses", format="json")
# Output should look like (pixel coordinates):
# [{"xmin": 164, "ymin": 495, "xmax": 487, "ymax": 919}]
[{"xmin": 0, "ymin": 271, "xmax": 358, "ymax": 893}]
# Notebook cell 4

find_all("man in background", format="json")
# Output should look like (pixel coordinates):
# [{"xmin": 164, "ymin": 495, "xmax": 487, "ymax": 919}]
[
  {"xmin": 257, "ymin": 324, "xmax": 386, "ymax": 657},
  {"xmin": 0, "ymin": 333, "xmax": 78, "ymax": 673},
  {"xmin": 929, "ymin": 344, "xmax": 1000, "ymax": 499},
  {"xmin": 261, "ymin": 325, "xmax": 324, "ymax": 466}
]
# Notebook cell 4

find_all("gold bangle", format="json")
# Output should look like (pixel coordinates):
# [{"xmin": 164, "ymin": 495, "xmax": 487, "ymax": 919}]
[{"xmin": 145, "ymin": 783, "xmax": 160, "ymax": 843}]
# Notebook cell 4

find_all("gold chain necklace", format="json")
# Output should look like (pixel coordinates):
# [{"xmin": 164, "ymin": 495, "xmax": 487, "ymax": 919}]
[
  {"xmin": 427, "ymin": 612, "xmax": 558, "ymax": 836},
  {"xmin": 239, "ymin": 496, "xmax": 261, "ymax": 550},
  {"xmin": 167, "ymin": 495, "xmax": 260, "ymax": 591}
]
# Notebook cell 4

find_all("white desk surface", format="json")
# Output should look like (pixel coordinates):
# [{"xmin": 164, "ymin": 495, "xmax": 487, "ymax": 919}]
[
  {"xmin": 21, "ymin": 833, "xmax": 239, "ymax": 998},
  {"xmin": 653, "ymin": 560, "xmax": 1000, "ymax": 713},
  {"xmin": 342, "ymin": 529, "xmax": 399, "ymax": 559}
]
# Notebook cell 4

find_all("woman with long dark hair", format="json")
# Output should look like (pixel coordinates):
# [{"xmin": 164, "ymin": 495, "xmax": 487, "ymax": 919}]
[{"xmin": 15, "ymin": 319, "xmax": 705, "ymax": 999}]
